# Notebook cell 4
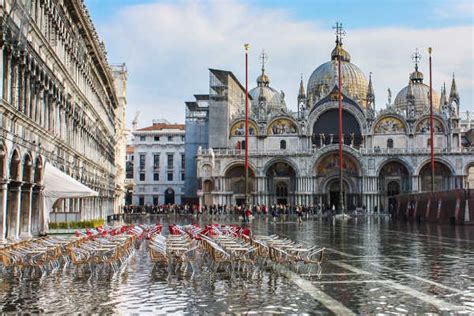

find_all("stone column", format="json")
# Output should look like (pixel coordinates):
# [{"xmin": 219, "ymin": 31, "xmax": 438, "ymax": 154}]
[
  {"xmin": 10, "ymin": 57, "xmax": 18, "ymax": 108},
  {"xmin": 0, "ymin": 181, "xmax": 8, "ymax": 242},
  {"xmin": 0, "ymin": 47, "xmax": 4, "ymax": 99},
  {"xmin": 31, "ymin": 185, "xmax": 43, "ymax": 236},
  {"xmin": 19, "ymin": 183, "xmax": 33, "ymax": 238},
  {"xmin": 7, "ymin": 183, "xmax": 21, "ymax": 240}
]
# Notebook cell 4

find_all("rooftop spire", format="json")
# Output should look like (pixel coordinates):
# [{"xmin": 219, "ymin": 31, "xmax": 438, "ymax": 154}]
[
  {"xmin": 440, "ymin": 82, "xmax": 447, "ymax": 105},
  {"xmin": 298, "ymin": 74, "xmax": 306, "ymax": 98},
  {"xmin": 367, "ymin": 72, "xmax": 375, "ymax": 103},
  {"xmin": 449, "ymin": 73, "xmax": 459, "ymax": 99}
]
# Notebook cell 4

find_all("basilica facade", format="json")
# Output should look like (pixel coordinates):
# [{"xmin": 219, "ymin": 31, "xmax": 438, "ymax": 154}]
[
  {"xmin": 190, "ymin": 36, "xmax": 474, "ymax": 211},
  {"xmin": 0, "ymin": 0, "xmax": 127, "ymax": 240}
]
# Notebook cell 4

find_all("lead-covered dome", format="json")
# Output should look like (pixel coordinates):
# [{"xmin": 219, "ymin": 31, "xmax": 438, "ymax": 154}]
[
  {"xmin": 307, "ymin": 43, "xmax": 368, "ymax": 108},
  {"xmin": 250, "ymin": 69, "xmax": 286, "ymax": 118},
  {"xmin": 394, "ymin": 68, "xmax": 440, "ymax": 115}
]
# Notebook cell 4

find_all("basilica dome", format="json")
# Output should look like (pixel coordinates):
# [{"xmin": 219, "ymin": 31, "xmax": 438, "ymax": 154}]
[
  {"xmin": 250, "ymin": 69, "xmax": 286, "ymax": 118},
  {"xmin": 307, "ymin": 43, "xmax": 368, "ymax": 108},
  {"xmin": 394, "ymin": 68, "xmax": 440, "ymax": 115}
]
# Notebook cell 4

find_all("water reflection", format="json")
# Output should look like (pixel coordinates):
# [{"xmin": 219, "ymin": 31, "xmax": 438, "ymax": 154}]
[{"xmin": 1, "ymin": 215, "xmax": 473, "ymax": 314}]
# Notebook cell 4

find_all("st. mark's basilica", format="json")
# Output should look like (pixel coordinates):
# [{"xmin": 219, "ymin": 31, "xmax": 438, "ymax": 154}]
[{"xmin": 186, "ymin": 31, "xmax": 474, "ymax": 212}]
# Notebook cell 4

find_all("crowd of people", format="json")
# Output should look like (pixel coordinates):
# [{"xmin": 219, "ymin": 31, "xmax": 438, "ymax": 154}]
[{"xmin": 122, "ymin": 203, "xmax": 388, "ymax": 222}]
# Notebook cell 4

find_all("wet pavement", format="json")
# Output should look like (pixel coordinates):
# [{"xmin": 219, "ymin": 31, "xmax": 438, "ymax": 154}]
[{"xmin": 1, "ymin": 214, "xmax": 473, "ymax": 314}]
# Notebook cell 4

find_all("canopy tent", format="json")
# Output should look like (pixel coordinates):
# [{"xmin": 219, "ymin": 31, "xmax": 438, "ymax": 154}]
[{"xmin": 41, "ymin": 162, "xmax": 98, "ymax": 233}]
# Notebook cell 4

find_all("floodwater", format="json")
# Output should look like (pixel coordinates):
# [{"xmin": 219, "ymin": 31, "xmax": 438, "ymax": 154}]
[{"xmin": 1, "ymin": 214, "xmax": 473, "ymax": 314}]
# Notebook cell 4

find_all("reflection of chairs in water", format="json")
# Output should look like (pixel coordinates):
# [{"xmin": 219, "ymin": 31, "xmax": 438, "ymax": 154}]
[
  {"xmin": 250, "ymin": 235, "xmax": 325, "ymax": 276},
  {"xmin": 200, "ymin": 234, "xmax": 258, "ymax": 276},
  {"xmin": 148, "ymin": 232, "xmax": 198, "ymax": 276}
]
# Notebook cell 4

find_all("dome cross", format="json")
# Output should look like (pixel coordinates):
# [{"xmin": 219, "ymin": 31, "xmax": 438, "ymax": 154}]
[
  {"xmin": 260, "ymin": 50, "xmax": 268, "ymax": 74},
  {"xmin": 333, "ymin": 22, "xmax": 346, "ymax": 44},
  {"xmin": 411, "ymin": 48, "xmax": 421, "ymax": 71}
]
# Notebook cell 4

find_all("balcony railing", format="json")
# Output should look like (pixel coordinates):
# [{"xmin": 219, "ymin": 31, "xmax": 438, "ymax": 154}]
[{"xmin": 197, "ymin": 146, "xmax": 472, "ymax": 157}]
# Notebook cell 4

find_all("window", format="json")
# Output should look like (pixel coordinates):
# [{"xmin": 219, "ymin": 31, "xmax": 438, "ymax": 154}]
[
  {"xmin": 427, "ymin": 139, "xmax": 432, "ymax": 147},
  {"xmin": 154, "ymin": 173, "xmax": 159, "ymax": 181},
  {"xmin": 280, "ymin": 140, "xmax": 287, "ymax": 150},
  {"xmin": 168, "ymin": 136, "xmax": 173, "ymax": 141},
  {"xmin": 139, "ymin": 173, "xmax": 145, "ymax": 181},
  {"xmin": 167, "ymin": 172, "xmax": 173, "ymax": 181},
  {"xmin": 153, "ymin": 154, "xmax": 160, "ymax": 168},
  {"xmin": 181, "ymin": 136, "xmax": 185, "ymax": 142},
  {"xmin": 139, "ymin": 196, "xmax": 144, "ymax": 206},
  {"xmin": 181, "ymin": 154, "xmax": 185, "ymax": 169},
  {"xmin": 181, "ymin": 173, "xmax": 185, "ymax": 181},
  {"xmin": 154, "ymin": 136, "xmax": 160, "ymax": 141},
  {"xmin": 387, "ymin": 138, "xmax": 394, "ymax": 149},
  {"xmin": 140, "ymin": 136, "xmax": 146, "ymax": 141},
  {"xmin": 139, "ymin": 154, "xmax": 146, "ymax": 169},
  {"xmin": 167, "ymin": 154, "xmax": 173, "ymax": 169},
  {"xmin": 153, "ymin": 196, "xmax": 159, "ymax": 206},
  {"xmin": 131, "ymin": 155, "xmax": 134, "ymax": 161}
]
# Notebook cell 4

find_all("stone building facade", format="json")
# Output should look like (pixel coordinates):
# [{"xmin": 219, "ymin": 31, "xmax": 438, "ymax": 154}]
[
  {"xmin": 0, "ymin": 0, "xmax": 126, "ymax": 240},
  {"xmin": 190, "ymin": 36, "xmax": 474, "ymax": 212},
  {"xmin": 132, "ymin": 120, "xmax": 185, "ymax": 206}
]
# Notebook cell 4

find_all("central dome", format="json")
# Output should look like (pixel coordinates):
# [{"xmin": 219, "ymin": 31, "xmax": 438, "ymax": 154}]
[{"xmin": 307, "ymin": 43, "xmax": 368, "ymax": 108}]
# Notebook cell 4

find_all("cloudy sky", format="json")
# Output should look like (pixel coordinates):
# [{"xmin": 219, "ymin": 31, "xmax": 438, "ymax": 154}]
[{"xmin": 85, "ymin": 0, "xmax": 474, "ymax": 128}]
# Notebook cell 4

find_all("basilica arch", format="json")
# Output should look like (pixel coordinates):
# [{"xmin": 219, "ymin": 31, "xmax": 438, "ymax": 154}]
[
  {"xmin": 223, "ymin": 163, "xmax": 256, "ymax": 205},
  {"xmin": 377, "ymin": 159, "xmax": 411, "ymax": 212},
  {"xmin": 313, "ymin": 151, "xmax": 362, "ymax": 210},
  {"xmin": 417, "ymin": 160, "xmax": 454, "ymax": 192},
  {"xmin": 264, "ymin": 160, "xmax": 297, "ymax": 205},
  {"xmin": 308, "ymin": 98, "xmax": 365, "ymax": 148}
]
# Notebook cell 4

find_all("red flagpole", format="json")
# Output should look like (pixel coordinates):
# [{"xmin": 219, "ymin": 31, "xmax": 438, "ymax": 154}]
[
  {"xmin": 244, "ymin": 44, "xmax": 250, "ymax": 206},
  {"xmin": 428, "ymin": 47, "xmax": 435, "ymax": 192},
  {"xmin": 338, "ymin": 53, "xmax": 344, "ymax": 213}
]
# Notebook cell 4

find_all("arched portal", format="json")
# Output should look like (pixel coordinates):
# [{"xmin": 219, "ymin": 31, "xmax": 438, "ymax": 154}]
[
  {"xmin": 266, "ymin": 161, "xmax": 296, "ymax": 205},
  {"xmin": 326, "ymin": 179, "xmax": 350, "ymax": 211},
  {"xmin": 224, "ymin": 164, "xmax": 255, "ymax": 205},
  {"xmin": 312, "ymin": 109, "xmax": 362, "ymax": 147},
  {"xmin": 164, "ymin": 188, "xmax": 175, "ymax": 205},
  {"xmin": 314, "ymin": 152, "xmax": 362, "ymax": 210},
  {"xmin": 419, "ymin": 161, "xmax": 452, "ymax": 192},
  {"xmin": 378, "ymin": 160, "xmax": 410, "ymax": 213}
]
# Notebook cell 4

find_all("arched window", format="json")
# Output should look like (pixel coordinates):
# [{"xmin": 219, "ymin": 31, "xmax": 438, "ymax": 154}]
[
  {"xmin": 280, "ymin": 140, "xmax": 287, "ymax": 150},
  {"xmin": 427, "ymin": 139, "xmax": 431, "ymax": 148},
  {"xmin": 387, "ymin": 138, "xmax": 394, "ymax": 149}
]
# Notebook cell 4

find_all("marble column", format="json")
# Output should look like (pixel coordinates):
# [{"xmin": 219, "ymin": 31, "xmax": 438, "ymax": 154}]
[
  {"xmin": 7, "ymin": 183, "xmax": 21, "ymax": 240},
  {"xmin": 0, "ymin": 181, "xmax": 8, "ymax": 242},
  {"xmin": 19, "ymin": 183, "xmax": 33, "ymax": 238},
  {"xmin": 31, "ymin": 185, "xmax": 43, "ymax": 236}
]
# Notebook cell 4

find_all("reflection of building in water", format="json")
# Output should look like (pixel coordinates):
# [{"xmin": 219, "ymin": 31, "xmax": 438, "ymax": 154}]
[{"xmin": 184, "ymin": 28, "xmax": 474, "ymax": 210}]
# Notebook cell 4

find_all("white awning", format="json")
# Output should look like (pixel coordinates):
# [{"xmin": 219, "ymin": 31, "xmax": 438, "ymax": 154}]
[{"xmin": 41, "ymin": 162, "xmax": 98, "ymax": 232}]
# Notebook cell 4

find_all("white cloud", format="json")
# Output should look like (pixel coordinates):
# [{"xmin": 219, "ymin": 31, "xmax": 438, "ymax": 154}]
[{"xmin": 97, "ymin": 0, "xmax": 474, "ymax": 128}]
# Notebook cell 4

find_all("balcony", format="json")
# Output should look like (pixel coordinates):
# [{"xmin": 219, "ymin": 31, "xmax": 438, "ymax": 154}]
[{"xmin": 197, "ymin": 145, "xmax": 471, "ymax": 157}]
